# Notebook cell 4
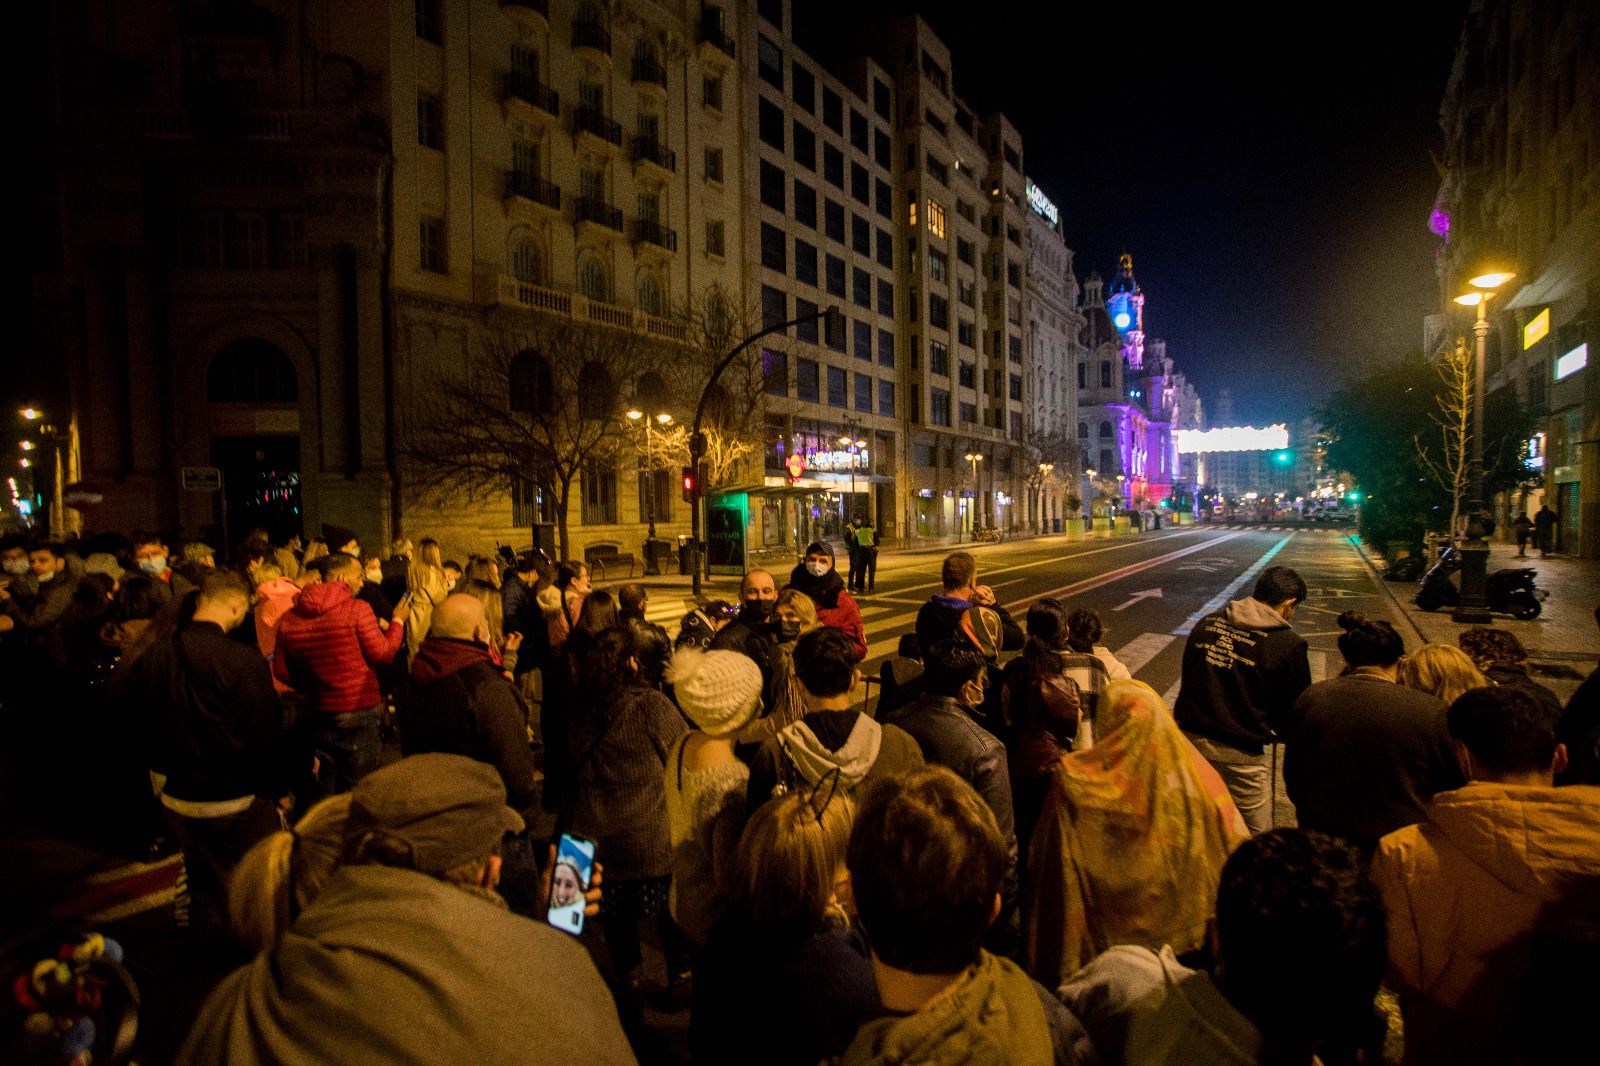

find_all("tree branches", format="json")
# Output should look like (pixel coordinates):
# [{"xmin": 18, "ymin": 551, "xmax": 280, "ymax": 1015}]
[{"xmin": 1413, "ymin": 338, "xmax": 1473, "ymax": 541}]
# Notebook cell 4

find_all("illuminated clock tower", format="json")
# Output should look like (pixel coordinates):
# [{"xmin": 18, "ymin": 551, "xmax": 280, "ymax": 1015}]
[{"xmin": 1106, "ymin": 253, "xmax": 1145, "ymax": 371}]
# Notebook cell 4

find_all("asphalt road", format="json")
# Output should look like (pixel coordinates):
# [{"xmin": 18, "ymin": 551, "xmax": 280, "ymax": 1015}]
[{"xmin": 830, "ymin": 525, "xmax": 1394, "ymax": 699}]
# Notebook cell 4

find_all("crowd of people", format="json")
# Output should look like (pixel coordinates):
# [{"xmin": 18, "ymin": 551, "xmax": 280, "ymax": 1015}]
[{"xmin": 2, "ymin": 525, "xmax": 1597, "ymax": 1065}]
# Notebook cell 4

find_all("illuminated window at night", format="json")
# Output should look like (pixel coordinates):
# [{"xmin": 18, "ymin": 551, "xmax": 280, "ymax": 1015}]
[
  {"xmin": 1555, "ymin": 343, "xmax": 1588, "ymax": 380},
  {"xmin": 927, "ymin": 199, "xmax": 947, "ymax": 238},
  {"xmin": 908, "ymin": 199, "xmax": 918, "ymax": 228}
]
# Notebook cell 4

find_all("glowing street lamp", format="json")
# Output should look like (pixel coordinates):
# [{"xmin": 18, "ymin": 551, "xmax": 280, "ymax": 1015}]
[
  {"xmin": 20, "ymin": 408, "xmax": 41, "ymax": 421},
  {"xmin": 963, "ymin": 451, "xmax": 984, "ymax": 538},
  {"xmin": 1449, "ymin": 267, "xmax": 1515, "ymax": 622},
  {"xmin": 19, "ymin": 441, "xmax": 34, "ymax": 451},
  {"xmin": 1036, "ymin": 463, "xmax": 1054, "ymax": 534},
  {"xmin": 626, "ymin": 407, "xmax": 673, "ymax": 539}
]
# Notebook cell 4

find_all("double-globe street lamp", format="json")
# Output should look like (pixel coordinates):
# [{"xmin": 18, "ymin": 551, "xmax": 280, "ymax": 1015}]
[
  {"xmin": 962, "ymin": 450, "xmax": 983, "ymax": 539},
  {"xmin": 1036, "ymin": 462, "xmax": 1054, "ymax": 534},
  {"xmin": 838, "ymin": 430, "xmax": 868, "ymax": 522},
  {"xmin": 625, "ymin": 407, "xmax": 673, "ymax": 540},
  {"xmin": 1450, "ymin": 268, "xmax": 1516, "ymax": 624}
]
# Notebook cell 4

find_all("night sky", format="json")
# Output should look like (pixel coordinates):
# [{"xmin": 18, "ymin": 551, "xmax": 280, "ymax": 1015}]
[{"xmin": 801, "ymin": 0, "xmax": 1468, "ymax": 428}]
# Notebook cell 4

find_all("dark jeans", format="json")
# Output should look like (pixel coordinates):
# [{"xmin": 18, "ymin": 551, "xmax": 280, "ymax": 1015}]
[
  {"xmin": 846, "ymin": 545, "xmax": 864, "ymax": 590},
  {"xmin": 858, "ymin": 547, "xmax": 878, "ymax": 590},
  {"xmin": 164, "ymin": 796, "xmax": 283, "ymax": 932},
  {"xmin": 313, "ymin": 707, "xmax": 384, "ymax": 794}
]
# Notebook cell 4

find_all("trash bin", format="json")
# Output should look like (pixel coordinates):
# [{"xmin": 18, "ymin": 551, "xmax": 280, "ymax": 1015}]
[
  {"xmin": 677, "ymin": 535, "xmax": 694, "ymax": 576},
  {"xmin": 643, "ymin": 537, "xmax": 672, "ymax": 576}
]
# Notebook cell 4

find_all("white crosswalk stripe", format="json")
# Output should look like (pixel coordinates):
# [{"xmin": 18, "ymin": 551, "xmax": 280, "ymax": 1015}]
[{"xmin": 1112, "ymin": 632, "xmax": 1177, "ymax": 677}]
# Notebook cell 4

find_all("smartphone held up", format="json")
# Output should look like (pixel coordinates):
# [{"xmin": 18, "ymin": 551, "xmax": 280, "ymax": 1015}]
[{"xmin": 547, "ymin": 833, "xmax": 597, "ymax": 936}]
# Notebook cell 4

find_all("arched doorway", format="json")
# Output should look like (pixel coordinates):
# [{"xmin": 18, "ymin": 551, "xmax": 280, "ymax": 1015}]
[{"xmin": 207, "ymin": 338, "xmax": 303, "ymax": 546}]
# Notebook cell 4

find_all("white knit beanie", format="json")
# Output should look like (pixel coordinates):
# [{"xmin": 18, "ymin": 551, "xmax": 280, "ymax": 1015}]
[{"xmin": 668, "ymin": 647, "xmax": 764, "ymax": 737}]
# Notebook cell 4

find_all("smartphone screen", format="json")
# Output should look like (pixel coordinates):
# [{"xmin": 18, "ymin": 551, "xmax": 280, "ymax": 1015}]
[{"xmin": 546, "ymin": 833, "xmax": 597, "ymax": 936}]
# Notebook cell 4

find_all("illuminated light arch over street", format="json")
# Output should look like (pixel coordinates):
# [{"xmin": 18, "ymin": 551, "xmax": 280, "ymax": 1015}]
[{"xmin": 1176, "ymin": 424, "xmax": 1291, "ymax": 454}]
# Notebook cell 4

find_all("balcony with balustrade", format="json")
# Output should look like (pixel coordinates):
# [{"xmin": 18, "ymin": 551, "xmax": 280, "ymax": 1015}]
[
  {"xmin": 574, "ymin": 195, "xmax": 624, "ymax": 236},
  {"xmin": 573, "ymin": 106, "xmax": 623, "ymax": 151},
  {"xmin": 631, "ymin": 219, "xmax": 678, "ymax": 254},
  {"xmin": 503, "ymin": 70, "xmax": 560, "ymax": 124},
  {"xmin": 630, "ymin": 136, "xmax": 677, "ymax": 176}
]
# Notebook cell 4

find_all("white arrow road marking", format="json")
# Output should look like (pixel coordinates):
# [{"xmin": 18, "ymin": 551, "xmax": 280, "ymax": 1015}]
[{"xmin": 1112, "ymin": 588, "xmax": 1164, "ymax": 612}]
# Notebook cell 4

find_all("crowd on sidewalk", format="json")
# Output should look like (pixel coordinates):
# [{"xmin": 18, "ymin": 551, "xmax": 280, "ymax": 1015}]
[{"xmin": 2, "ymin": 523, "xmax": 1597, "ymax": 1066}]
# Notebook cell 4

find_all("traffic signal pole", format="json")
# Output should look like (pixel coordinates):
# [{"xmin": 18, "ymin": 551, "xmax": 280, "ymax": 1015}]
[{"xmin": 689, "ymin": 305, "xmax": 843, "ymax": 596}]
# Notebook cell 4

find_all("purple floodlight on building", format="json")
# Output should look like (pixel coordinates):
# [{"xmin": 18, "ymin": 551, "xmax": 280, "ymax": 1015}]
[{"xmin": 1427, "ymin": 208, "xmax": 1450, "ymax": 239}]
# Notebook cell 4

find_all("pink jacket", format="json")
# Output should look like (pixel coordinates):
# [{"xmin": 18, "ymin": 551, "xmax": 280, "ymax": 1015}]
[{"xmin": 255, "ymin": 576, "xmax": 302, "ymax": 693}]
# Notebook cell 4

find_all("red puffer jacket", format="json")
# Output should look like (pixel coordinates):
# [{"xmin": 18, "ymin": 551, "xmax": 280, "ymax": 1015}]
[{"xmin": 273, "ymin": 581, "xmax": 404, "ymax": 714}]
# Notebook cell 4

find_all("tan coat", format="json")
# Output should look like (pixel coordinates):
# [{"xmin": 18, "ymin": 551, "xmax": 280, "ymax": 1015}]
[{"xmin": 1370, "ymin": 782, "xmax": 1600, "ymax": 1065}]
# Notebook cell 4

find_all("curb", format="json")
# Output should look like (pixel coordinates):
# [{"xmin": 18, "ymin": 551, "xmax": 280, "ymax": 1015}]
[{"xmin": 1347, "ymin": 534, "xmax": 1432, "ymax": 649}]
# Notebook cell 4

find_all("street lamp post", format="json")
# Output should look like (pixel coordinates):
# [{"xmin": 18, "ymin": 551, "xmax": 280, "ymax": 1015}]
[
  {"xmin": 1116, "ymin": 474, "xmax": 1127, "ymax": 514},
  {"xmin": 1450, "ymin": 270, "xmax": 1515, "ymax": 624},
  {"xmin": 1037, "ymin": 462, "xmax": 1053, "ymax": 534},
  {"xmin": 963, "ymin": 450, "xmax": 983, "ymax": 539},
  {"xmin": 626, "ymin": 408, "xmax": 674, "ymax": 539},
  {"xmin": 838, "ymin": 431, "xmax": 868, "ymax": 524}
]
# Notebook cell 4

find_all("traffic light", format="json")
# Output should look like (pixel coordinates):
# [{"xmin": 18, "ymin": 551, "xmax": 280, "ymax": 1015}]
[
  {"xmin": 1274, "ymin": 451, "xmax": 1291, "ymax": 465},
  {"xmin": 682, "ymin": 466, "xmax": 698, "ymax": 502},
  {"xmin": 1346, "ymin": 490, "xmax": 1363, "ymax": 503}
]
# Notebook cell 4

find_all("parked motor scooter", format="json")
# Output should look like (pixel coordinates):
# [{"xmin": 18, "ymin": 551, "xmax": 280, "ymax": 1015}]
[{"xmin": 1415, "ymin": 545, "xmax": 1546, "ymax": 619}]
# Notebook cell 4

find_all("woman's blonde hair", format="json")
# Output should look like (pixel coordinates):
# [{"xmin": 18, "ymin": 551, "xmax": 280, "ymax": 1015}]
[
  {"xmin": 1398, "ymin": 643, "xmax": 1490, "ymax": 706},
  {"xmin": 254, "ymin": 562, "xmax": 284, "ymax": 584},
  {"xmin": 457, "ymin": 579, "xmax": 505, "ymax": 646},
  {"xmin": 731, "ymin": 791, "xmax": 854, "ymax": 937},
  {"xmin": 300, "ymin": 538, "xmax": 329, "ymax": 566},
  {"xmin": 227, "ymin": 795, "xmax": 352, "ymax": 953},
  {"xmin": 773, "ymin": 588, "xmax": 820, "ymax": 633},
  {"xmin": 408, "ymin": 537, "xmax": 444, "ymax": 596}
]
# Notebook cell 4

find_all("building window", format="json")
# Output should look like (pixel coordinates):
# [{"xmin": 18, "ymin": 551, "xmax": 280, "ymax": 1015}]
[
  {"xmin": 852, "ymin": 267, "xmax": 872, "ymax": 308},
  {"xmin": 958, "ymin": 361, "xmax": 976, "ymax": 388},
  {"xmin": 1100, "ymin": 361, "xmax": 1112, "ymax": 387},
  {"xmin": 757, "ymin": 0, "xmax": 782, "ymax": 25},
  {"xmin": 415, "ymin": 0, "xmax": 441, "ymax": 42},
  {"xmin": 757, "ymin": 35, "xmax": 783, "ymax": 89},
  {"xmin": 795, "ymin": 181, "xmax": 818, "ymax": 228},
  {"xmin": 793, "ymin": 122, "xmax": 817, "ymax": 169},
  {"xmin": 878, "ymin": 329, "xmax": 895, "ymax": 368},
  {"xmin": 959, "ymin": 401, "xmax": 977, "ymax": 424},
  {"xmin": 226, "ymin": 213, "xmax": 268, "ymax": 269},
  {"xmin": 822, "ymin": 87, "xmax": 843, "ymax": 133},
  {"xmin": 926, "ymin": 199, "xmax": 947, "ymax": 238},
  {"xmin": 928, "ymin": 293, "xmax": 949, "ymax": 329},
  {"xmin": 637, "ymin": 470, "xmax": 673, "ymax": 524},
  {"xmin": 825, "ymin": 200, "xmax": 845, "ymax": 242},
  {"xmin": 877, "ymin": 279, "xmax": 894, "ymax": 316},
  {"xmin": 854, "ymin": 319, "xmax": 872, "ymax": 360},
  {"xmin": 877, "ymin": 229, "xmax": 894, "ymax": 268},
  {"xmin": 878, "ymin": 380, "xmax": 895, "ymax": 416},
  {"xmin": 760, "ymin": 223, "xmax": 787, "ymax": 272},
  {"xmin": 958, "ymin": 320, "xmax": 976, "ymax": 347},
  {"xmin": 798, "ymin": 358, "xmax": 820, "ymax": 402},
  {"xmin": 419, "ymin": 217, "xmax": 445, "ymax": 273},
  {"xmin": 761, "ymin": 285, "xmax": 787, "ymax": 333},
  {"xmin": 1099, "ymin": 420, "xmax": 1113, "ymax": 438},
  {"xmin": 705, "ymin": 219, "xmax": 726, "ymax": 258},
  {"xmin": 760, "ymin": 161, "xmax": 786, "ymax": 210},
  {"xmin": 875, "ymin": 129, "xmax": 892, "ymax": 169},
  {"xmin": 577, "ymin": 252, "xmax": 609, "ymax": 301},
  {"xmin": 1009, "ymin": 373, "xmax": 1022, "ymax": 401},
  {"xmin": 825, "ymin": 255, "xmax": 846, "ymax": 297},
  {"xmin": 851, "ymin": 162, "xmax": 869, "ymax": 205},
  {"xmin": 929, "ymin": 248, "xmax": 949, "ymax": 285},
  {"xmin": 875, "ymin": 178, "xmax": 892, "ymax": 219},
  {"xmin": 1100, "ymin": 447, "xmax": 1113, "ymax": 472},
  {"xmin": 796, "ymin": 298, "xmax": 819, "ymax": 343},
  {"xmin": 854, "ymin": 372, "xmax": 872, "ymax": 412},
  {"xmin": 417, "ymin": 93, "xmax": 444, "ymax": 150},
  {"xmin": 510, "ymin": 235, "xmax": 545, "ymax": 284},
  {"xmin": 1077, "ymin": 362, "xmax": 1087, "ymax": 388},
  {"xmin": 759, "ymin": 98, "xmax": 785, "ymax": 149},
  {"xmin": 582, "ymin": 459, "xmax": 619, "ymax": 525},
  {"xmin": 704, "ymin": 147, "xmax": 724, "ymax": 183},
  {"xmin": 852, "ymin": 215, "xmax": 871, "ymax": 255},
  {"xmin": 930, "ymin": 340, "xmax": 950, "ymax": 376},
  {"xmin": 827, "ymin": 366, "xmax": 848, "ymax": 407},
  {"xmin": 763, "ymin": 348, "xmax": 789, "ymax": 396},
  {"xmin": 792, "ymin": 65, "xmax": 816, "ymax": 112},
  {"xmin": 270, "ymin": 212, "xmax": 306, "ymax": 268},
  {"xmin": 910, "ymin": 384, "xmax": 922, "ymax": 422},
  {"xmin": 926, "ymin": 155, "xmax": 948, "ymax": 184},
  {"xmin": 637, "ymin": 272, "xmax": 665, "ymax": 316},
  {"xmin": 795, "ymin": 240, "xmax": 818, "ymax": 285},
  {"xmin": 824, "ymin": 144, "xmax": 845, "ymax": 189},
  {"xmin": 511, "ymin": 477, "xmax": 553, "ymax": 526},
  {"xmin": 1009, "ymin": 334, "xmax": 1022, "ymax": 363},
  {"xmin": 956, "ymin": 238, "xmax": 974, "ymax": 265},
  {"xmin": 703, "ymin": 73, "xmax": 723, "ymax": 111},
  {"xmin": 1010, "ymin": 411, "xmax": 1023, "ymax": 440}
]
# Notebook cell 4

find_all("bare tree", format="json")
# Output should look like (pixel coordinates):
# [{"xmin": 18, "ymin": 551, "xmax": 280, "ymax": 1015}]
[
  {"xmin": 401, "ymin": 309, "xmax": 667, "ymax": 561},
  {"xmin": 1022, "ymin": 430, "xmax": 1086, "ymax": 532},
  {"xmin": 1414, "ymin": 338, "xmax": 1473, "ymax": 542}
]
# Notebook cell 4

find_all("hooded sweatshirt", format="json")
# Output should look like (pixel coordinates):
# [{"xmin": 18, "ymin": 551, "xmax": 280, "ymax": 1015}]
[
  {"xmin": 787, "ymin": 563, "xmax": 867, "ymax": 660},
  {"xmin": 178, "ymin": 864, "xmax": 636, "ymax": 1066},
  {"xmin": 1370, "ymin": 782, "xmax": 1600, "ymax": 1065},
  {"xmin": 837, "ymin": 950, "xmax": 1091, "ymax": 1066},
  {"xmin": 1173, "ymin": 597, "xmax": 1310, "ymax": 753},
  {"xmin": 746, "ymin": 710, "xmax": 924, "ymax": 807},
  {"xmin": 272, "ymin": 581, "xmax": 404, "ymax": 714}
]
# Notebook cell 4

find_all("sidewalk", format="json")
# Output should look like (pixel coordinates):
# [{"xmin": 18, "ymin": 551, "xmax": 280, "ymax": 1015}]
[{"xmin": 1358, "ymin": 540, "xmax": 1599, "ymax": 701}]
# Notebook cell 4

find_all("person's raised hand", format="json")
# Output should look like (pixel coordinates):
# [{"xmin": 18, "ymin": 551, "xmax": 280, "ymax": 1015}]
[{"xmin": 504, "ymin": 631, "xmax": 524, "ymax": 653}]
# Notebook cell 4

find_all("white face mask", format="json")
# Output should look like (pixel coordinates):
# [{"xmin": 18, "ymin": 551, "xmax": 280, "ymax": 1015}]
[
  {"xmin": 36, "ymin": 568, "xmax": 57, "ymax": 583},
  {"xmin": 805, "ymin": 561, "xmax": 830, "ymax": 577},
  {"xmin": 2, "ymin": 559, "xmax": 27, "ymax": 576}
]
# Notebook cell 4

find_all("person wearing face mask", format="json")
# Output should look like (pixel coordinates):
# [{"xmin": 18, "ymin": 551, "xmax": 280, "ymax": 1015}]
[
  {"xmin": 0, "ymin": 541, "xmax": 82, "ymax": 639},
  {"xmin": 120, "ymin": 571, "xmax": 298, "ymax": 932},
  {"xmin": 736, "ymin": 589, "xmax": 822, "ymax": 748},
  {"xmin": 710, "ymin": 569, "xmax": 779, "ymax": 657},
  {"xmin": 785, "ymin": 542, "xmax": 866, "ymax": 662},
  {"xmin": 880, "ymin": 638, "xmax": 1020, "ymax": 954},
  {"xmin": 130, "ymin": 532, "xmax": 196, "ymax": 603}
]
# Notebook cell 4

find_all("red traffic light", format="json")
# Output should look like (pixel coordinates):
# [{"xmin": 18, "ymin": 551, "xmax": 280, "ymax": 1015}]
[{"xmin": 682, "ymin": 466, "xmax": 698, "ymax": 502}]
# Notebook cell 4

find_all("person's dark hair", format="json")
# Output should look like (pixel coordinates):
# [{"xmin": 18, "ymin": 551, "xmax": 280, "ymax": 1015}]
[
  {"xmin": 1458, "ymin": 626, "xmax": 1528, "ymax": 667},
  {"xmin": 235, "ymin": 543, "xmax": 269, "ymax": 572},
  {"xmin": 617, "ymin": 583, "xmax": 648, "ymax": 620},
  {"xmin": 441, "ymin": 559, "xmax": 462, "ymax": 574},
  {"xmin": 940, "ymin": 551, "xmax": 976, "ymax": 592},
  {"xmin": 920, "ymin": 639, "xmax": 987, "ymax": 697},
  {"xmin": 1335, "ymin": 611, "xmax": 1405, "ymax": 668},
  {"xmin": 1251, "ymin": 565, "xmax": 1307, "ymax": 607},
  {"xmin": 847, "ymin": 767, "xmax": 1007, "ymax": 974},
  {"xmin": 1214, "ymin": 829, "xmax": 1386, "ymax": 1061},
  {"xmin": 129, "ymin": 530, "xmax": 164, "ymax": 552},
  {"xmin": 73, "ymin": 572, "xmax": 115, "ymax": 608},
  {"xmin": 1026, "ymin": 598, "xmax": 1071, "ymax": 650},
  {"xmin": 895, "ymin": 633, "xmax": 921, "ymax": 660},
  {"xmin": 1065, "ymin": 607, "xmax": 1104, "ymax": 654},
  {"xmin": 575, "ymin": 590, "xmax": 617, "ymax": 635},
  {"xmin": 1447, "ymin": 686, "xmax": 1560, "ymax": 776},
  {"xmin": 793, "ymin": 627, "xmax": 858, "ymax": 698},
  {"xmin": 578, "ymin": 627, "xmax": 638, "ymax": 696},
  {"xmin": 322, "ymin": 553, "xmax": 360, "ymax": 579},
  {"xmin": 114, "ymin": 575, "xmax": 163, "ymax": 623},
  {"xmin": 30, "ymin": 541, "xmax": 68, "ymax": 561},
  {"xmin": 198, "ymin": 570, "xmax": 252, "ymax": 603}
]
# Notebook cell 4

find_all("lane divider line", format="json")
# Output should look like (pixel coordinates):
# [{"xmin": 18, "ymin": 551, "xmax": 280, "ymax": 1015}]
[
  {"xmin": 1170, "ymin": 534, "xmax": 1294, "ymax": 637},
  {"xmin": 1011, "ymin": 531, "xmax": 1251, "ymax": 611}
]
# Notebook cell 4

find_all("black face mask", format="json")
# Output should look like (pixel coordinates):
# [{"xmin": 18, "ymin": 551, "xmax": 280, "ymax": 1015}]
[
  {"xmin": 742, "ymin": 599, "xmax": 775, "ymax": 622},
  {"xmin": 776, "ymin": 618, "xmax": 803, "ymax": 642}
]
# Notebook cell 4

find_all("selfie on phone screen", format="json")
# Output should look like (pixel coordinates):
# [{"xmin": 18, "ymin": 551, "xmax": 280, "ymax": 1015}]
[{"xmin": 548, "ymin": 834, "xmax": 596, "ymax": 935}]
